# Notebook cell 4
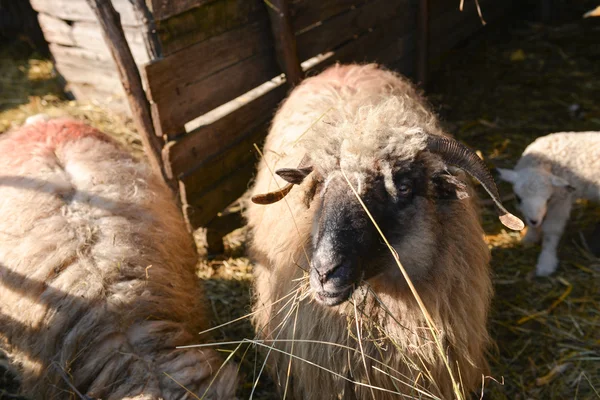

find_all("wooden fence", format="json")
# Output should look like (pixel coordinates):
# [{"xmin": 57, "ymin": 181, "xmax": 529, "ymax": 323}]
[{"xmin": 31, "ymin": 0, "xmax": 517, "ymax": 242}]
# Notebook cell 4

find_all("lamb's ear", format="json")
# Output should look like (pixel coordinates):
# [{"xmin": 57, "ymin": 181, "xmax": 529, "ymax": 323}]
[
  {"xmin": 496, "ymin": 168, "xmax": 519, "ymax": 184},
  {"xmin": 550, "ymin": 174, "xmax": 576, "ymax": 192}
]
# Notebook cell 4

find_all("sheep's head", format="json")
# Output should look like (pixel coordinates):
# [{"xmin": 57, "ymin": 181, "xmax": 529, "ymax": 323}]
[
  {"xmin": 497, "ymin": 167, "xmax": 575, "ymax": 228},
  {"xmin": 254, "ymin": 134, "xmax": 523, "ymax": 306}
]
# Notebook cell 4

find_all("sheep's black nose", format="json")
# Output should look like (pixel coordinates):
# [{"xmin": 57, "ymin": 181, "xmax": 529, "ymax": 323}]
[
  {"xmin": 528, "ymin": 218, "xmax": 538, "ymax": 226},
  {"xmin": 312, "ymin": 256, "xmax": 353, "ymax": 286}
]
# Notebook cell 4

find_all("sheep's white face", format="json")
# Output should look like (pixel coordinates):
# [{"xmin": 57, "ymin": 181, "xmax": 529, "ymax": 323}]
[{"xmin": 497, "ymin": 167, "xmax": 572, "ymax": 228}]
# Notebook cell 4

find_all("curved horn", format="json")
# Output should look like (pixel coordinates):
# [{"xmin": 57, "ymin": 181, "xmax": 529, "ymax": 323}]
[
  {"xmin": 251, "ymin": 154, "xmax": 313, "ymax": 205},
  {"xmin": 251, "ymin": 183, "xmax": 294, "ymax": 205},
  {"xmin": 426, "ymin": 135, "xmax": 524, "ymax": 231}
]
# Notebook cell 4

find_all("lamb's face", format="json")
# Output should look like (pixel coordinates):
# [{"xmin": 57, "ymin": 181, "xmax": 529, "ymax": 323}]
[
  {"xmin": 306, "ymin": 156, "xmax": 456, "ymax": 306},
  {"xmin": 498, "ymin": 167, "xmax": 572, "ymax": 228}
]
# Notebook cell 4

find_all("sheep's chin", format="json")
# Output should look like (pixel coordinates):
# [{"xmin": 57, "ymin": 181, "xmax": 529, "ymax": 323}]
[{"xmin": 313, "ymin": 286, "xmax": 354, "ymax": 306}]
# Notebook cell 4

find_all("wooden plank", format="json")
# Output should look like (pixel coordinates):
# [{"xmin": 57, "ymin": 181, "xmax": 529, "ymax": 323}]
[
  {"xmin": 85, "ymin": 0, "xmax": 166, "ymax": 183},
  {"xmin": 181, "ymin": 158, "xmax": 257, "ymax": 228},
  {"xmin": 178, "ymin": 121, "xmax": 267, "ymax": 200},
  {"xmin": 124, "ymin": 0, "xmax": 163, "ymax": 60},
  {"xmin": 144, "ymin": 20, "xmax": 273, "ymax": 104},
  {"xmin": 290, "ymin": 0, "xmax": 369, "ymax": 34},
  {"xmin": 72, "ymin": 21, "xmax": 150, "ymax": 64},
  {"xmin": 290, "ymin": 0, "xmax": 452, "ymax": 34},
  {"xmin": 267, "ymin": 0, "xmax": 303, "ymax": 85},
  {"xmin": 30, "ymin": 0, "xmax": 140, "ymax": 26},
  {"xmin": 147, "ymin": 42, "xmax": 281, "ymax": 137},
  {"xmin": 37, "ymin": 13, "xmax": 75, "ymax": 46},
  {"xmin": 301, "ymin": 6, "xmax": 417, "ymax": 73},
  {"xmin": 38, "ymin": 14, "xmax": 149, "ymax": 64},
  {"xmin": 149, "ymin": 0, "xmax": 217, "ymax": 21},
  {"xmin": 295, "ymin": 0, "xmax": 413, "ymax": 62},
  {"xmin": 156, "ymin": 0, "xmax": 267, "ymax": 56},
  {"xmin": 163, "ymin": 81, "xmax": 288, "ymax": 178}
]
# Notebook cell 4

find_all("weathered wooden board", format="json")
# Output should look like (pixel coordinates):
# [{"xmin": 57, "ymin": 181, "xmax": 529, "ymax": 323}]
[
  {"xmin": 50, "ymin": 44, "xmax": 124, "ymax": 92},
  {"xmin": 37, "ymin": 13, "xmax": 74, "ymax": 46},
  {"xmin": 290, "ymin": 0, "xmax": 370, "ymax": 33},
  {"xmin": 38, "ymin": 14, "xmax": 149, "ymax": 64},
  {"xmin": 163, "ymin": 81, "xmax": 288, "ymax": 179},
  {"xmin": 180, "ymin": 156, "xmax": 257, "ymax": 228},
  {"xmin": 156, "ymin": 0, "xmax": 267, "ymax": 55},
  {"xmin": 295, "ymin": 0, "xmax": 413, "ymax": 62},
  {"xmin": 148, "ymin": 0, "xmax": 216, "ymax": 21},
  {"xmin": 179, "ymin": 121, "xmax": 267, "ymax": 200},
  {"xmin": 30, "ymin": 0, "xmax": 140, "ymax": 26},
  {"xmin": 144, "ymin": 21, "xmax": 281, "ymax": 138},
  {"xmin": 301, "ymin": 9, "xmax": 417, "ymax": 73},
  {"xmin": 145, "ymin": 20, "xmax": 272, "ymax": 104}
]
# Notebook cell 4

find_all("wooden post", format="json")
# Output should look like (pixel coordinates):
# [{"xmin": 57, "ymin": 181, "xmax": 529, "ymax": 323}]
[
  {"xmin": 128, "ymin": 0, "xmax": 163, "ymax": 60},
  {"xmin": 266, "ymin": 0, "xmax": 304, "ymax": 86},
  {"xmin": 416, "ymin": 0, "xmax": 429, "ymax": 87},
  {"xmin": 85, "ymin": 0, "xmax": 167, "ymax": 183}
]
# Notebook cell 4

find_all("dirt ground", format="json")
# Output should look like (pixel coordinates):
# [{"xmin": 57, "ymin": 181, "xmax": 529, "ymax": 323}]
[{"xmin": 1, "ymin": 1, "xmax": 599, "ymax": 399}]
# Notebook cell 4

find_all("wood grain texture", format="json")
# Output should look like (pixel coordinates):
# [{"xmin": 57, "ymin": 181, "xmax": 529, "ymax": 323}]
[
  {"xmin": 178, "ymin": 121, "xmax": 267, "ymax": 200},
  {"xmin": 144, "ymin": 20, "xmax": 281, "ymax": 138},
  {"xmin": 39, "ymin": 16, "xmax": 150, "ymax": 64},
  {"xmin": 290, "ymin": 0, "xmax": 369, "ymax": 33},
  {"xmin": 31, "ymin": 0, "xmax": 140, "ymax": 26},
  {"xmin": 295, "ymin": 0, "xmax": 413, "ymax": 62},
  {"xmin": 181, "ymin": 157, "xmax": 256, "ymax": 228},
  {"xmin": 300, "ymin": 4, "xmax": 417, "ymax": 73},
  {"xmin": 156, "ymin": 0, "xmax": 266, "ymax": 55},
  {"xmin": 267, "ymin": 0, "xmax": 303, "ymax": 85},
  {"xmin": 85, "ymin": 0, "xmax": 166, "ymax": 181},
  {"xmin": 148, "ymin": 0, "xmax": 217, "ymax": 21},
  {"xmin": 163, "ymin": 81, "xmax": 288, "ymax": 179}
]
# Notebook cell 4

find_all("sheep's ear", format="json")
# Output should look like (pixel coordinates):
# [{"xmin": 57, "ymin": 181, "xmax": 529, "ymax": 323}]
[
  {"xmin": 550, "ymin": 174, "xmax": 575, "ymax": 192},
  {"xmin": 276, "ymin": 166, "xmax": 313, "ymax": 185},
  {"xmin": 496, "ymin": 168, "xmax": 519, "ymax": 184},
  {"xmin": 432, "ymin": 173, "xmax": 469, "ymax": 200}
]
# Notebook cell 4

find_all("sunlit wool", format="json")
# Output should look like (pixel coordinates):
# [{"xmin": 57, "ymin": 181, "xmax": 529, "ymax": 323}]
[
  {"xmin": 0, "ymin": 118, "xmax": 236, "ymax": 399},
  {"xmin": 246, "ymin": 64, "xmax": 493, "ymax": 399}
]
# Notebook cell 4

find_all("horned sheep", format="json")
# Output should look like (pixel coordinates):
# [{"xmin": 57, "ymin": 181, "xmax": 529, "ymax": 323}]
[
  {"xmin": 0, "ymin": 118, "xmax": 237, "ymax": 399},
  {"xmin": 245, "ymin": 64, "xmax": 522, "ymax": 399},
  {"xmin": 497, "ymin": 131, "xmax": 600, "ymax": 276}
]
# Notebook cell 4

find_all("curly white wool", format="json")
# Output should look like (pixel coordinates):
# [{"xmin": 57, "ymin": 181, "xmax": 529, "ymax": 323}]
[{"xmin": 498, "ymin": 131, "xmax": 600, "ymax": 276}]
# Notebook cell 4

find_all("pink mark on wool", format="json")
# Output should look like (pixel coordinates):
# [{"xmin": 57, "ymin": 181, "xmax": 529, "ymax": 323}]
[{"xmin": 1, "ymin": 119, "xmax": 115, "ymax": 167}]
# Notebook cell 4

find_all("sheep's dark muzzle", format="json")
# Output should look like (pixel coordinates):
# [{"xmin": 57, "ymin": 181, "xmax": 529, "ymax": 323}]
[{"xmin": 310, "ymin": 257, "xmax": 358, "ymax": 306}]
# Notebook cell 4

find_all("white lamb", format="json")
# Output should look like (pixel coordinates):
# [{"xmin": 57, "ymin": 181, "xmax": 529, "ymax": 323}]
[{"xmin": 498, "ymin": 131, "xmax": 600, "ymax": 276}]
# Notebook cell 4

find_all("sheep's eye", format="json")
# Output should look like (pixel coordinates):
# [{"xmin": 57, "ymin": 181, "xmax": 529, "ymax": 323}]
[
  {"xmin": 398, "ymin": 183, "xmax": 412, "ymax": 196},
  {"xmin": 514, "ymin": 195, "xmax": 521, "ymax": 204}
]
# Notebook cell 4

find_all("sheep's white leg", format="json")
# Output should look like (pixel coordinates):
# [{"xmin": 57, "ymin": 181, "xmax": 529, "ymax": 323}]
[{"xmin": 535, "ymin": 196, "xmax": 572, "ymax": 276}]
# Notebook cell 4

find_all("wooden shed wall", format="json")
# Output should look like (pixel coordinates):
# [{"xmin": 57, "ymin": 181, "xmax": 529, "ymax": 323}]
[
  {"xmin": 31, "ymin": 0, "xmax": 517, "ymax": 230},
  {"xmin": 149, "ymin": 0, "xmax": 516, "ymax": 228}
]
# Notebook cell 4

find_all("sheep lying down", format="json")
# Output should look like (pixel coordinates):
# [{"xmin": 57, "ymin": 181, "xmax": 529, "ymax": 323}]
[
  {"xmin": 246, "ymin": 64, "xmax": 523, "ymax": 399},
  {"xmin": 498, "ymin": 131, "xmax": 600, "ymax": 276},
  {"xmin": 0, "ymin": 118, "xmax": 237, "ymax": 399}
]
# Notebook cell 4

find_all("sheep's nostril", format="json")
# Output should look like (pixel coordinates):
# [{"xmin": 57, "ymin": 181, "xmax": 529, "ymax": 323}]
[{"xmin": 529, "ymin": 219, "xmax": 538, "ymax": 226}]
